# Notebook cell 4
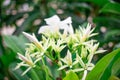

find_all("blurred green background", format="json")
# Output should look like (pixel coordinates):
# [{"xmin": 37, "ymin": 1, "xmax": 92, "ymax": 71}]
[{"xmin": 0, "ymin": 0, "xmax": 120, "ymax": 80}]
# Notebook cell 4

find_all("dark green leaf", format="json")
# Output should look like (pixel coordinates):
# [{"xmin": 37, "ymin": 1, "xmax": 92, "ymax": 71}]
[
  {"xmin": 100, "ymin": 2, "xmax": 120, "ymax": 14},
  {"xmin": 111, "ymin": 58, "xmax": 120, "ymax": 76},
  {"xmin": 84, "ymin": 0, "xmax": 110, "ymax": 6},
  {"xmin": 93, "ymin": 17, "xmax": 120, "ymax": 28},
  {"xmin": 105, "ymin": 30, "xmax": 120, "ymax": 42},
  {"xmin": 0, "ymin": 51, "xmax": 16, "ymax": 67},
  {"xmin": 86, "ymin": 48, "xmax": 120, "ymax": 80}
]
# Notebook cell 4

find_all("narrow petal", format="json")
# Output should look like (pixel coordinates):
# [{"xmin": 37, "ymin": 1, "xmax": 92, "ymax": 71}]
[
  {"xmin": 72, "ymin": 68, "xmax": 84, "ymax": 72},
  {"xmin": 15, "ymin": 62, "xmax": 26, "ymax": 70},
  {"xmin": 61, "ymin": 58, "xmax": 68, "ymax": 64},
  {"xmin": 72, "ymin": 60, "xmax": 78, "ymax": 66},
  {"xmin": 95, "ymin": 50, "xmax": 107, "ymax": 54},
  {"xmin": 82, "ymin": 70, "xmax": 87, "ymax": 80},
  {"xmin": 22, "ymin": 67, "xmax": 31, "ymax": 76},
  {"xmin": 17, "ymin": 53, "xmax": 34, "ymax": 66},
  {"xmin": 76, "ymin": 54, "xmax": 85, "ymax": 67},
  {"xmin": 87, "ymin": 66, "xmax": 94, "ymax": 71},
  {"xmin": 23, "ymin": 32, "xmax": 44, "ymax": 51},
  {"xmin": 89, "ymin": 33, "xmax": 98, "ymax": 37},
  {"xmin": 58, "ymin": 65, "xmax": 68, "ymax": 70},
  {"xmin": 23, "ymin": 32, "xmax": 38, "ymax": 43},
  {"xmin": 65, "ymin": 50, "xmax": 72, "ymax": 65}
]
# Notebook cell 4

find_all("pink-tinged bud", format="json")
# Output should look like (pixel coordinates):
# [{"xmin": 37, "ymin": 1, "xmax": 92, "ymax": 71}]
[
  {"xmin": 23, "ymin": 32, "xmax": 44, "ymax": 51},
  {"xmin": 17, "ymin": 53, "xmax": 34, "ymax": 67}
]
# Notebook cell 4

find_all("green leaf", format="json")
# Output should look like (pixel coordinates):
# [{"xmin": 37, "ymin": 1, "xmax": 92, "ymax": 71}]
[
  {"xmin": 3, "ymin": 34, "xmax": 28, "ymax": 54},
  {"xmin": 86, "ymin": 48, "xmax": 120, "ymax": 80},
  {"xmin": 9, "ymin": 62, "xmax": 30, "ymax": 80},
  {"xmin": 93, "ymin": 17, "xmax": 120, "ymax": 28},
  {"xmin": 1, "ymin": 35, "xmax": 28, "ymax": 67},
  {"xmin": 29, "ymin": 69, "xmax": 41, "ymax": 80},
  {"xmin": 111, "ymin": 58, "xmax": 120, "ymax": 76},
  {"xmin": 100, "ymin": 2, "xmax": 120, "ymax": 14},
  {"xmin": 84, "ymin": 0, "xmax": 110, "ymax": 6},
  {"xmin": 105, "ymin": 30, "xmax": 120, "ymax": 42},
  {"xmin": 109, "ymin": 75, "xmax": 120, "ymax": 80},
  {"xmin": 0, "ymin": 51, "xmax": 16, "ymax": 67},
  {"xmin": 63, "ymin": 71, "xmax": 79, "ymax": 80}
]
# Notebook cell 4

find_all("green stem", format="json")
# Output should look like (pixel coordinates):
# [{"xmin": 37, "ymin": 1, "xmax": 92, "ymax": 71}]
[
  {"xmin": 42, "ymin": 57, "xmax": 49, "ymax": 80},
  {"xmin": 30, "ymin": 69, "xmax": 40, "ymax": 80},
  {"xmin": 57, "ymin": 52, "xmax": 60, "ymax": 60}
]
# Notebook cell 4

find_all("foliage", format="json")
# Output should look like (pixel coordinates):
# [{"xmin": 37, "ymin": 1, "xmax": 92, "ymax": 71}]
[
  {"xmin": 86, "ymin": 48, "xmax": 120, "ymax": 80},
  {"xmin": 0, "ymin": 0, "xmax": 120, "ymax": 80}
]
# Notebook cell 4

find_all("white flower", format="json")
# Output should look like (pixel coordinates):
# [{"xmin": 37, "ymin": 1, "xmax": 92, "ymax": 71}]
[
  {"xmin": 83, "ymin": 40, "xmax": 106, "ymax": 68},
  {"xmin": 51, "ymin": 39, "xmax": 66, "ymax": 54},
  {"xmin": 58, "ymin": 50, "xmax": 78, "ymax": 70},
  {"xmin": 38, "ymin": 15, "xmax": 74, "ymax": 35},
  {"xmin": 78, "ymin": 23, "xmax": 98, "ymax": 42},
  {"xmin": 23, "ymin": 32, "xmax": 44, "ymax": 51},
  {"xmin": 85, "ymin": 40, "xmax": 106, "ymax": 54},
  {"xmin": 76, "ymin": 53, "xmax": 85, "ymax": 68},
  {"xmin": 15, "ymin": 52, "xmax": 41, "ymax": 75}
]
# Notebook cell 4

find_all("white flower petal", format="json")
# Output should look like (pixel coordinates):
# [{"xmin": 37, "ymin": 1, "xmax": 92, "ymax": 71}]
[
  {"xmin": 22, "ymin": 67, "xmax": 31, "ymax": 76},
  {"xmin": 38, "ymin": 15, "xmax": 74, "ymax": 35},
  {"xmin": 45, "ymin": 15, "xmax": 60, "ymax": 25},
  {"xmin": 38, "ymin": 25, "xmax": 51, "ymax": 34},
  {"xmin": 23, "ymin": 32, "xmax": 38, "ymax": 43},
  {"xmin": 76, "ymin": 54, "xmax": 85, "ymax": 67},
  {"xmin": 87, "ymin": 66, "xmax": 94, "ymax": 71},
  {"xmin": 23, "ymin": 32, "xmax": 44, "ymax": 51},
  {"xmin": 61, "ymin": 17, "xmax": 72, "ymax": 24},
  {"xmin": 72, "ymin": 68, "xmax": 84, "ymax": 72},
  {"xmin": 58, "ymin": 65, "xmax": 68, "ymax": 70},
  {"xmin": 95, "ymin": 50, "xmax": 107, "ymax": 54},
  {"xmin": 61, "ymin": 58, "xmax": 68, "ymax": 64},
  {"xmin": 82, "ymin": 70, "xmax": 87, "ymax": 80}
]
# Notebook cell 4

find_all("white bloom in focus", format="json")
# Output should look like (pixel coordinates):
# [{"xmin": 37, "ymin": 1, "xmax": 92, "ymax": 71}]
[
  {"xmin": 23, "ymin": 32, "xmax": 44, "ymax": 51},
  {"xmin": 58, "ymin": 50, "xmax": 78, "ymax": 70},
  {"xmin": 38, "ymin": 15, "xmax": 74, "ymax": 35},
  {"xmin": 85, "ymin": 40, "xmax": 106, "ymax": 54},
  {"xmin": 79, "ymin": 23, "xmax": 98, "ymax": 42}
]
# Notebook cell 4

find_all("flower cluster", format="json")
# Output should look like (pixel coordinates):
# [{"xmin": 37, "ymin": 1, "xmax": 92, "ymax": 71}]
[{"xmin": 15, "ymin": 15, "xmax": 106, "ymax": 80}]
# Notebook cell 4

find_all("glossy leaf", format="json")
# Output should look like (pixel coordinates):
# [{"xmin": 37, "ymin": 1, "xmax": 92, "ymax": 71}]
[
  {"xmin": 100, "ymin": 2, "xmax": 120, "ymax": 14},
  {"xmin": 63, "ymin": 71, "xmax": 79, "ymax": 80},
  {"xmin": 3, "ymin": 35, "xmax": 28, "ymax": 54},
  {"xmin": 0, "ymin": 51, "xmax": 16, "ymax": 67},
  {"xmin": 111, "ymin": 58, "xmax": 120, "ymax": 76},
  {"xmin": 86, "ymin": 48, "xmax": 120, "ymax": 80},
  {"xmin": 9, "ymin": 62, "xmax": 30, "ymax": 80}
]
